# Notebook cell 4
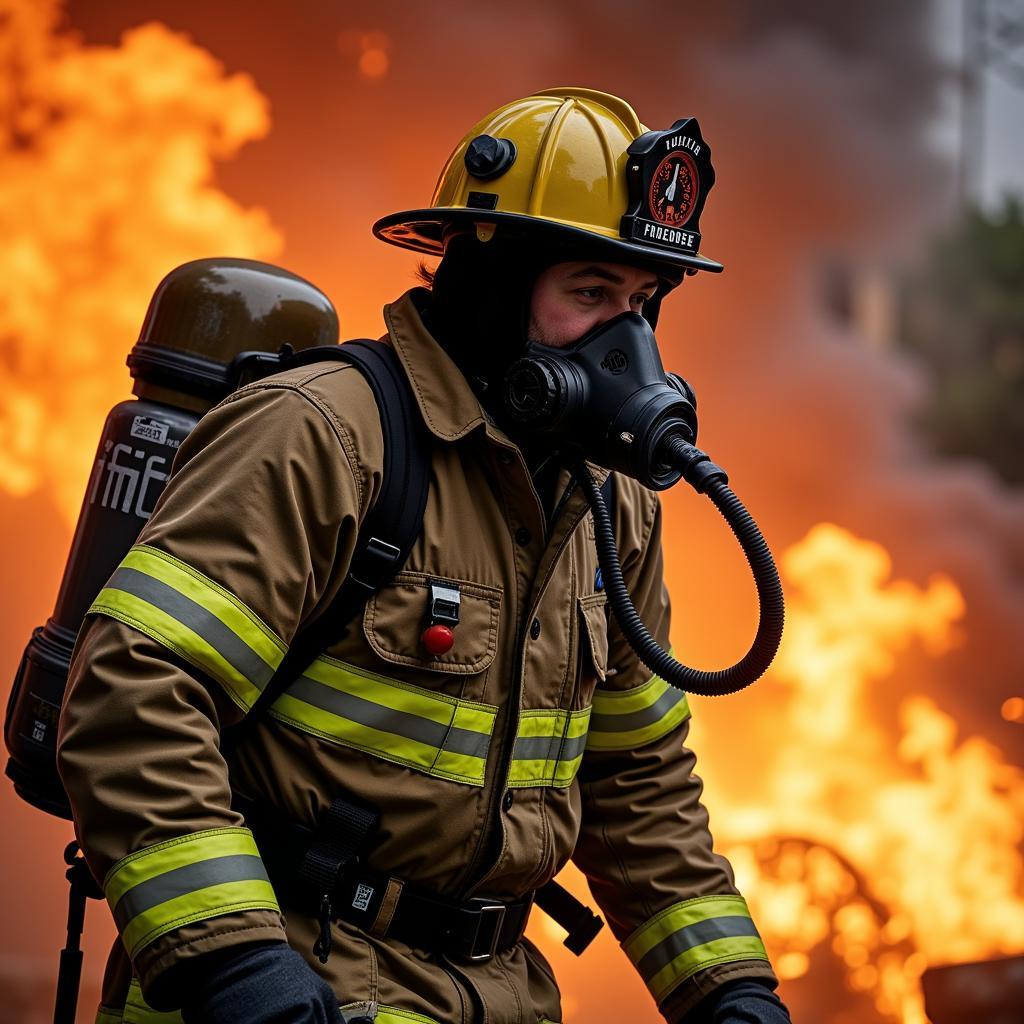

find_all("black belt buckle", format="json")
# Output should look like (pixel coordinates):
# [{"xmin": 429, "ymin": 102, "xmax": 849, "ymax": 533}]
[{"xmin": 463, "ymin": 898, "xmax": 507, "ymax": 962}]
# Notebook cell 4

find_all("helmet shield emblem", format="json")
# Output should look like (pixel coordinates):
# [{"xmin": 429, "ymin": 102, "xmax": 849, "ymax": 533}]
[{"xmin": 620, "ymin": 117, "xmax": 716, "ymax": 260}]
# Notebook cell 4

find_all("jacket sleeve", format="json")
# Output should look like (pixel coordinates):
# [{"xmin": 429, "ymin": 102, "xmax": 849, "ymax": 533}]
[
  {"xmin": 573, "ymin": 483, "xmax": 779, "ymax": 1023},
  {"xmin": 57, "ymin": 375, "xmax": 374, "ymax": 1007}
]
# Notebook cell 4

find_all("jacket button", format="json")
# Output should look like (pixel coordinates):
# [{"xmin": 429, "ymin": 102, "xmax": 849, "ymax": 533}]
[
  {"xmin": 515, "ymin": 526, "xmax": 531, "ymax": 547},
  {"xmin": 530, "ymin": 618, "xmax": 541, "ymax": 640},
  {"xmin": 421, "ymin": 624, "xmax": 455, "ymax": 655},
  {"xmin": 502, "ymin": 790, "xmax": 514, "ymax": 811}
]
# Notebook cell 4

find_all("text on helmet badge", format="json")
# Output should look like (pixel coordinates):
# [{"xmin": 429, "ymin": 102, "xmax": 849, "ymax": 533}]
[{"xmin": 620, "ymin": 117, "xmax": 716, "ymax": 258}]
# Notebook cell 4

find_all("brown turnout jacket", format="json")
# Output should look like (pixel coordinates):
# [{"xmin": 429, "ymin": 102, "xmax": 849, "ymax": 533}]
[{"xmin": 58, "ymin": 289, "xmax": 777, "ymax": 1024}]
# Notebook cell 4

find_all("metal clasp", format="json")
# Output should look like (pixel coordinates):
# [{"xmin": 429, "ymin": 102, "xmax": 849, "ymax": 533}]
[
  {"xmin": 465, "ymin": 899, "xmax": 506, "ymax": 961},
  {"xmin": 428, "ymin": 580, "xmax": 461, "ymax": 627}
]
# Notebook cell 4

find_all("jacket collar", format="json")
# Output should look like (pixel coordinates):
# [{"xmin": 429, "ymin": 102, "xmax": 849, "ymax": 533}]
[
  {"xmin": 382, "ymin": 287, "xmax": 610, "ymax": 488},
  {"xmin": 383, "ymin": 288, "xmax": 490, "ymax": 443}
]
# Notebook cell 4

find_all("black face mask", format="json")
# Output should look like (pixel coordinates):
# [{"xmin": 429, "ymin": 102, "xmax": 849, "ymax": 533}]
[{"xmin": 501, "ymin": 311, "xmax": 698, "ymax": 490}]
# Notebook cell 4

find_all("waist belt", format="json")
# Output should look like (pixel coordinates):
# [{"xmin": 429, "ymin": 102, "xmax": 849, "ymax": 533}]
[{"xmin": 236, "ymin": 792, "xmax": 547, "ymax": 964}]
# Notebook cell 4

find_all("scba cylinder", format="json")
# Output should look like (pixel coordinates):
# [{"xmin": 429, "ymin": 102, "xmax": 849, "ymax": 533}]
[{"xmin": 4, "ymin": 258, "xmax": 339, "ymax": 818}]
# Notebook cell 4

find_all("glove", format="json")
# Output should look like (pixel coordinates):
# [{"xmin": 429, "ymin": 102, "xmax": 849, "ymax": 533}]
[
  {"xmin": 678, "ymin": 979, "xmax": 793, "ymax": 1024},
  {"xmin": 178, "ymin": 941, "xmax": 343, "ymax": 1024}
]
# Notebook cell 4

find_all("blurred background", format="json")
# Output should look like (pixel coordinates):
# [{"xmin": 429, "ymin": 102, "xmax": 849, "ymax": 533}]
[{"xmin": 1, "ymin": 1, "xmax": 1022, "ymax": 1021}]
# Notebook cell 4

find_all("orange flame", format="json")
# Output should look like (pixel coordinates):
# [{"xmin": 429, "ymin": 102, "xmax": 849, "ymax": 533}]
[
  {"xmin": 717, "ymin": 524, "xmax": 1024, "ymax": 1022},
  {"xmin": 3, "ymin": 5, "xmax": 1023, "ymax": 1021},
  {"xmin": 0, "ymin": 0, "xmax": 281, "ymax": 524}
]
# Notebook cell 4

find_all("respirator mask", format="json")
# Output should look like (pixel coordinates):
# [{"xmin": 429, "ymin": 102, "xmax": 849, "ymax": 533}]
[
  {"xmin": 502, "ymin": 312, "xmax": 784, "ymax": 697},
  {"xmin": 505, "ymin": 311, "xmax": 698, "ymax": 490}
]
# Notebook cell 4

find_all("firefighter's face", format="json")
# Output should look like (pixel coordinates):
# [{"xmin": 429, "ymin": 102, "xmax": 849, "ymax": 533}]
[{"xmin": 528, "ymin": 261, "xmax": 660, "ymax": 348}]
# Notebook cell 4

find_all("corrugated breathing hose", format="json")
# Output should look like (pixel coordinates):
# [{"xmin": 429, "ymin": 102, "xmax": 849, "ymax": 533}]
[{"xmin": 574, "ymin": 433, "xmax": 784, "ymax": 697}]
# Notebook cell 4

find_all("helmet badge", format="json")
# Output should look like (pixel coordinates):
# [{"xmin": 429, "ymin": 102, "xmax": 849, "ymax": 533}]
[{"xmin": 620, "ymin": 117, "xmax": 716, "ymax": 259}]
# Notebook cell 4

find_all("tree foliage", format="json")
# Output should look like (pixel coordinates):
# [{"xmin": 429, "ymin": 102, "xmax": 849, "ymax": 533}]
[{"xmin": 900, "ymin": 197, "xmax": 1024, "ymax": 485}]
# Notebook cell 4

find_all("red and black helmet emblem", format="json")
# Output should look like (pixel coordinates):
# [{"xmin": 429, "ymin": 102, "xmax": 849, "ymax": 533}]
[
  {"xmin": 620, "ymin": 117, "xmax": 715, "ymax": 257},
  {"xmin": 648, "ymin": 151, "xmax": 699, "ymax": 228}
]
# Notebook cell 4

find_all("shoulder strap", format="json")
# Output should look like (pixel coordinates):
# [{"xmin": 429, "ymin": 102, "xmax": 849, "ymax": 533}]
[{"xmin": 238, "ymin": 340, "xmax": 431, "ymax": 728}]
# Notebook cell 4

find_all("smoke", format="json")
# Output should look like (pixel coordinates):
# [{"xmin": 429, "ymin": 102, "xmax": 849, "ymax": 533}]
[{"xmin": 3, "ymin": 1, "xmax": 1022, "ymax": 1020}]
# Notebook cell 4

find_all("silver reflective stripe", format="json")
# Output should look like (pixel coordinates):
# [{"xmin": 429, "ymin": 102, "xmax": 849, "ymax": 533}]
[
  {"xmin": 512, "ymin": 731, "xmax": 588, "ymax": 764},
  {"xmin": 588, "ymin": 684, "xmax": 687, "ymax": 735},
  {"xmin": 635, "ymin": 914, "xmax": 763, "ymax": 979},
  {"xmin": 104, "ymin": 566, "xmax": 276, "ymax": 693},
  {"xmin": 104, "ymin": 828, "xmax": 279, "ymax": 959},
  {"xmin": 623, "ymin": 895, "xmax": 770, "ymax": 1002},
  {"xmin": 586, "ymin": 671, "xmax": 691, "ymax": 751},
  {"xmin": 268, "ymin": 658, "xmax": 497, "ymax": 785},
  {"xmin": 111, "ymin": 853, "xmax": 270, "ymax": 934},
  {"xmin": 286, "ymin": 675, "xmax": 491, "ymax": 760},
  {"xmin": 508, "ymin": 707, "xmax": 591, "ymax": 787}
]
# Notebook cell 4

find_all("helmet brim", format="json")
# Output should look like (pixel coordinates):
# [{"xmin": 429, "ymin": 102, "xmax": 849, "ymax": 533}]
[{"xmin": 373, "ymin": 208, "xmax": 724, "ymax": 276}]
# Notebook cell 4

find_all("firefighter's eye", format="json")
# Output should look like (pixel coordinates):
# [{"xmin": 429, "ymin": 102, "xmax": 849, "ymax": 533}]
[{"xmin": 576, "ymin": 287, "xmax": 604, "ymax": 302}]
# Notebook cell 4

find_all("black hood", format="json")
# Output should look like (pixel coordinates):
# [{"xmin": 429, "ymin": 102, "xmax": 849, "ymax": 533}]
[{"xmin": 420, "ymin": 232, "xmax": 683, "ymax": 415}]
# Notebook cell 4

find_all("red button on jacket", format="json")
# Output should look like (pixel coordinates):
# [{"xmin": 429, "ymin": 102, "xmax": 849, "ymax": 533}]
[{"xmin": 420, "ymin": 624, "xmax": 455, "ymax": 655}]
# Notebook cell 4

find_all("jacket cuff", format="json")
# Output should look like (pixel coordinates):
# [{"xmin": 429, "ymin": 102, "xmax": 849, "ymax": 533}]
[
  {"xmin": 103, "ymin": 827, "xmax": 287, "ymax": 1004},
  {"xmin": 620, "ymin": 895, "xmax": 774, "ymax": 1012},
  {"xmin": 659, "ymin": 961, "xmax": 780, "ymax": 1022}
]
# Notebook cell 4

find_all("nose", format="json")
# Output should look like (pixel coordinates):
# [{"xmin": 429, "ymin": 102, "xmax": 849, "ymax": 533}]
[{"xmin": 602, "ymin": 296, "xmax": 634, "ymax": 322}]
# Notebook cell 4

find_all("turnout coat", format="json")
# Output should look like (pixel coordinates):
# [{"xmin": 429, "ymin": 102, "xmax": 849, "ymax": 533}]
[{"xmin": 57, "ymin": 288, "xmax": 777, "ymax": 1023}]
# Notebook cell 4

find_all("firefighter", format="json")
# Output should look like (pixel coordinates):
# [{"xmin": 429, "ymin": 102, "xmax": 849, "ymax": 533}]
[{"xmin": 57, "ymin": 89, "xmax": 791, "ymax": 1023}]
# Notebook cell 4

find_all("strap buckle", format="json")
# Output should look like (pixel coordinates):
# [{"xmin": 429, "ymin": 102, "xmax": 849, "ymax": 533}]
[
  {"xmin": 463, "ymin": 899, "xmax": 507, "ymax": 962},
  {"xmin": 348, "ymin": 536, "xmax": 403, "ymax": 590}
]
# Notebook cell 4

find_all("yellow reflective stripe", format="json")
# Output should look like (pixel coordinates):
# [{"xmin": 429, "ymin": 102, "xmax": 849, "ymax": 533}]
[
  {"xmin": 90, "ymin": 587, "xmax": 259, "ymax": 712},
  {"xmin": 121, "ymin": 546, "xmax": 286, "ymax": 668},
  {"xmin": 88, "ymin": 544, "xmax": 286, "ymax": 712},
  {"xmin": 375, "ymin": 1008, "xmax": 440, "ymax": 1024},
  {"xmin": 269, "ymin": 656, "xmax": 498, "ymax": 786},
  {"xmin": 623, "ymin": 895, "xmax": 769, "ymax": 1003},
  {"xmin": 508, "ymin": 707, "xmax": 591, "ymax": 788},
  {"xmin": 113, "ymin": 988, "xmax": 437, "ymax": 1022},
  {"xmin": 123, "ymin": 979, "xmax": 183, "ymax": 1023},
  {"xmin": 104, "ymin": 828, "xmax": 279, "ymax": 959},
  {"xmin": 586, "ymin": 671, "xmax": 691, "ymax": 751}
]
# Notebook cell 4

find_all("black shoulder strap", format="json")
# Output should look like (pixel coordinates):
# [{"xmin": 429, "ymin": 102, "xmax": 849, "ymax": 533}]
[{"xmin": 239, "ymin": 340, "xmax": 431, "ymax": 728}]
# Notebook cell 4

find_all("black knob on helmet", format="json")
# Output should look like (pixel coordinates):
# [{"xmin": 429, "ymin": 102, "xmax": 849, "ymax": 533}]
[{"xmin": 464, "ymin": 135, "xmax": 517, "ymax": 180}]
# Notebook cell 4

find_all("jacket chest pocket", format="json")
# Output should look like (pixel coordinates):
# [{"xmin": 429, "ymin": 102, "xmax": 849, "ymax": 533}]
[
  {"xmin": 362, "ymin": 571, "xmax": 503, "ymax": 699},
  {"xmin": 575, "ymin": 591, "xmax": 609, "ymax": 710},
  {"xmin": 270, "ymin": 572, "xmax": 504, "ymax": 787}
]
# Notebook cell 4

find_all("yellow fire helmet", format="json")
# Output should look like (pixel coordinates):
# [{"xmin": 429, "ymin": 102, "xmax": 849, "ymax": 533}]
[{"xmin": 373, "ymin": 87, "xmax": 723, "ymax": 276}]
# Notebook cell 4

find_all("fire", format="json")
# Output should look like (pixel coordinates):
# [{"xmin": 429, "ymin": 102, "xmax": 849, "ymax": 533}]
[
  {"xmin": 4, "ymin": 4, "xmax": 1023, "ymax": 1021},
  {"xmin": 717, "ymin": 524, "xmax": 1024, "ymax": 1022},
  {"xmin": 0, "ymin": 0, "xmax": 281, "ymax": 525},
  {"xmin": 531, "ymin": 523, "xmax": 1022, "ymax": 1022},
  {"xmin": 1003, "ymin": 697, "xmax": 1024, "ymax": 724}
]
